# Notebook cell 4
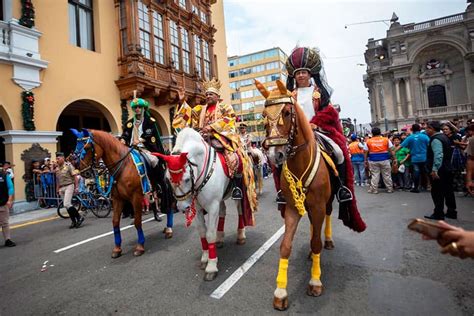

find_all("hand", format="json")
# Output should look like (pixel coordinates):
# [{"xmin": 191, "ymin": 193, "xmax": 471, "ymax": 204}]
[
  {"xmin": 467, "ymin": 181, "xmax": 474, "ymax": 195},
  {"xmin": 6, "ymin": 200, "xmax": 13, "ymax": 209},
  {"xmin": 178, "ymin": 87, "xmax": 186, "ymax": 104},
  {"xmin": 120, "ymin": 138, "xmax": 126, "ymax": 145},
  {"xmin": 74, "ymin": 188, "xmax": 79, "ymax": 194},
  {"xmin": 201, "ymin": 126, "xmax": 212, "ymax": 134},
  {"xmin": 430, "ymin": 171, "xmax": 439, "ymax": 180},
  {"xmin": 310, "ymin": 123, "xmax": 317, "ymax": 130},
  {"xmin": 439, "ymin": 228, "xmax": 474, "ymax": 259},
  {"xmin": 132, "ymin": 140, "xmax": 140, "ymax": 146}
]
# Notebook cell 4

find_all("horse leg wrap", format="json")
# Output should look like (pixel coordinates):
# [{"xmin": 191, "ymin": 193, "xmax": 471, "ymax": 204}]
[
  {"xmin": 237, "ymin": 229, "xmax": 246, "ymax": 240},
  {"xmin": 217, "ymin": 217, "xmax": 225, "ymax": 232},
  {"xmin": 167, "ymin": 212, "xmax": 174, "ymax": 228},
  {"xmin": 324, "ymin": 215, "xmax": 332, "ymax": 240},
  {"xmin": 208, "ymin": 243, "xmax": 217, "ymax": 260},
  {"xmin": 238, "ymin": 215, "xmax": 245, "ymax": 230},
  {"xmin": 276, "ymin": 258, "xmax": 289, "ymax": 289},
  {"xmin": 137, "ymin": 227, "xmax": 145, "ymax": 245},
  {"xmin": 200, "ymin": 237, "xmax": 209, "ymax": 250},
  {"xmin": 113, "ymin": 227, "xmax": 122, "ymax": 246},
  {"xmin": 310, "ymin": 253, "xmax": 322, "ymax": 284}
]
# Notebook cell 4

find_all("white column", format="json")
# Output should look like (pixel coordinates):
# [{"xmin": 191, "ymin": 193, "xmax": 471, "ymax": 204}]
[
  {"xmin": 405, "ymin": 78, "xmax": 413, "ymax": 117},
  {"xmin": 394, "ymin": 79, "xmax": 403, "ymax": 118}
]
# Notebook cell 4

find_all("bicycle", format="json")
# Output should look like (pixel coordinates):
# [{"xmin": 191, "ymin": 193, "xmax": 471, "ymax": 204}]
[{"xmin": 57, "ymin": 191, "xmax": 112, "ymax": 219}]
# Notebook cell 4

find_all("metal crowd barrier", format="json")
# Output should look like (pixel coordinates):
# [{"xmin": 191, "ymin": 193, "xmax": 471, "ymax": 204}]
[{"xmin": 33, "ymin": 172, "xmax": 61, "ymax": 207}]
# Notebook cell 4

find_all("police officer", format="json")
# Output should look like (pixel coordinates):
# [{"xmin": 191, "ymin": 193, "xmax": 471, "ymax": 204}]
[
  {"xmin": 0, "ymin": 166, "xmax": 15, "ymax": 246},
  {"xmin": 55, "ymin": 152, "xmax": 84, "ymax": 228}
]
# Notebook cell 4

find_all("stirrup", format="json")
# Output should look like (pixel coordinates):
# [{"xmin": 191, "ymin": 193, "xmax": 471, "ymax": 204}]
[
  {"xmin": 336, "ymin": 186, "xmax": 353, "ymax": 203},
  {"xmin": 276, "ymin": 190, "xmax": 286, "ymax": 205},
  {"xmin": 232, "ymin": 187, "xmax": 243, "ymax": 200}
]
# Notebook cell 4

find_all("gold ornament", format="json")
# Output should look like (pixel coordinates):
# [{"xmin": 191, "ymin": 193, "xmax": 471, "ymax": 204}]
[
  {"xmin": 151, "ymin": 136, "xmax": 156, "ymax": 143},
  {"xmin": 127, "ymin": 122, "xmax": 132, "ymax": 128}
]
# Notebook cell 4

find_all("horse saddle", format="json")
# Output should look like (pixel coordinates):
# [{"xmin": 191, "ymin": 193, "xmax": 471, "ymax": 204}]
[{"xmin": 314, "ymin": 131, "xmax": 344, "ymax": 165}]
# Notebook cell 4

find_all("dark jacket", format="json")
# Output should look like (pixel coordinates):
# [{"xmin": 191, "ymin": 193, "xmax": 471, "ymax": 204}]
[
  {"xmin": 427, "ymin": 133, "xmax": 453, "ymax": 174},
  {"xmin": 121, "ymin": 112, "xmax": 164, "ymax": 154}
]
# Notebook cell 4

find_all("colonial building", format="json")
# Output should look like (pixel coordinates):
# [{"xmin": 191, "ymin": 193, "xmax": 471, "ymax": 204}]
[
  {"xmin": 227, "ymin": 47, "xmax": 288, "ymax": 143},
  {"xmin": 0, "ymin": 0, "xmax": 229, "ymax": 212},
  {"xmin": 364, "ymin": 3, "xmax": 474, "ymax": 131}
]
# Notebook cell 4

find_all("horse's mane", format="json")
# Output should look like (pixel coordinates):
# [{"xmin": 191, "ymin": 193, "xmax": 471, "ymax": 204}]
[
  {"xmin": 173, "ymin": 127, "xmax": 202, "ymax": 153},
  {"xmin": 293, "ymin": 102, "xmax": 316, "ymax": 145},
  {"xmin": 90, "ymin": 129, "xmax": 126, "ymax": 155}
]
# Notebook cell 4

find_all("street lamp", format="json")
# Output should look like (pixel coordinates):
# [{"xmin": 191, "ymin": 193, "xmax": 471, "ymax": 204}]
[{"xmin": 354, "ymin": 118, "xmax": 357, "ymax": 135}]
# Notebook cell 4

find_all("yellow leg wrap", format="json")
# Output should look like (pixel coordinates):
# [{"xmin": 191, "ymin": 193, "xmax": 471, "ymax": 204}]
[
  {"xmin": 276, "ymin": 258, "xmax": 289, "ymax": 289},
  {"xmin": 324, "ymin": 215, "xmax": 332, "ymax": 240},
  {"xmin": 311, "ymin": 253, "xmax": 321, "ymax": 281}
]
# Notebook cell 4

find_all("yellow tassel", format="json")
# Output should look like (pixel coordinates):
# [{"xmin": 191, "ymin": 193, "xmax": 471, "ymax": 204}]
[
  {"xmin": 276, "ymin": 258, "xmax": 289, "ymax": 289},
  {"xmin": 324, "ymin": 215, "xmax": 332, "ymax": 240},
  {"xmin": 311, "ymin": 253, "xmax": 321, "ymax": 281}
]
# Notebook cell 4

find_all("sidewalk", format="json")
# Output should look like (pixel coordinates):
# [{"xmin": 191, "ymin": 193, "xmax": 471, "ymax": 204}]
[{"xmin": 10, "ymin": 208, "xmax": 58, "ymax": 226}]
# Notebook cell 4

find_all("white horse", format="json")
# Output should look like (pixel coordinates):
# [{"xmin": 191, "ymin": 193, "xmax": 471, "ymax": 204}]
[{"xmin": 154, "ymin": 128, "xmax": 247, "ymax": 281}]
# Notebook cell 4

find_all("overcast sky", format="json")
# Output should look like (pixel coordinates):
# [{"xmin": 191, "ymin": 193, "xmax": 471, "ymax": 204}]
[{"xmin": 223, "ymin": 0, "xmax": 468, "ymax": 124}]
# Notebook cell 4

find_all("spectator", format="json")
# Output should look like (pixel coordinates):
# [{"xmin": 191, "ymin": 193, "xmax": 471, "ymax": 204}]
[
  {"xmin": 0, "ymin": 166, "xmax": 15, "ymax": 247},
  {"xmin": 399, "ymin": 123, "xmax": 430, "ymax": 193},
  {"xmin": 32, "ymin": 160, "xmax": 44, "ymax": 206},
  {"xmin": 442, "ymin": 122, "xmax": 466, "ymax": 192},
  {"xmin": 424, "ymin": 121, "xmax": 456, "ymax": 220},
  {"xmin": 422, "ymin": 221, "xmax": 474, "ymax": 259},
  {"xmin": 465, "ymin": 124, "xmax": 474, "ymax": 194},
  {"xmin": 3, "ymin": 161, "xmax": 14, "ymax": 183},
  {"xmin": 393, "ymin": 136, "xmax": 411, "ymax": 190},
  {"xmin": 364, "ymin": 127, "xmax": 394, "ymax": 194},
  {"xmin": 349, "ymin": 134, "xmax": 366, "ymax": 186}
]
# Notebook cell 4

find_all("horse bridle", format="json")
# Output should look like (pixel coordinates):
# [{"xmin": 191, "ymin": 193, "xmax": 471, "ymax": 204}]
[
  {"xmin": 263, "ymin": 97, "xmax": 308, "ymax": 158},
  {"xmin": 171, "ymin": 141, "xmax": 216, "ymax": 201}
]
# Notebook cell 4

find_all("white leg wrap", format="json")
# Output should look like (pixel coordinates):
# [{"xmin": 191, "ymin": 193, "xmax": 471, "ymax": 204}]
[
  {"xmin": 205, "ymin": 258, "xmax": 218, "ymax": 273},
  {"xmin": 309, "ymin": 279, "xmax": 323, "ymax": 286},
  {"xmin": 237, "ymin": 228, "xmax": 246, "ymax": 239},
  {"xmin": 201, "ymin": 250, "xmax": 209, "ymax": 264},
  {"xmin": 274, "ymin": 288, "xmax": 288, "ymax": 299},
  {"xmin": 165, "ymin": 227, "xmax": 173, "ymax": 233},
  {"xmin": 217, "ymin": 231, "xmax": 225, "ymax": 243}
]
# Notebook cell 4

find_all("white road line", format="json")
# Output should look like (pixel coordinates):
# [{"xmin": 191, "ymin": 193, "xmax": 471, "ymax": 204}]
[
  {"xmin": 53, "ymin": 215, "xmax": 164, "ymax": 254},
  {"xmin": 210, "ymin": 225, "xmax": 285, "ymax": 299}
]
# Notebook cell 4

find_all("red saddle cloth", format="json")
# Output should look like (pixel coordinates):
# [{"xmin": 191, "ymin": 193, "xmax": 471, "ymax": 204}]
[{"xmin": 217, "ymin": 152, "xmax": 243, "ymax": 178}]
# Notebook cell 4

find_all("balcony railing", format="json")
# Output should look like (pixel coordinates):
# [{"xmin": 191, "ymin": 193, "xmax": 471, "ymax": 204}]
[
  {"xmin": 403, "ymin": 13, "xmax": 465, "ymax": 33},
  {"xmin": 0, "ymin": 20, "xmax": 10, "ymax": 55},
  {"xmin": 416, "ymin": 103, "xmax": 473, "ymax": 117}
]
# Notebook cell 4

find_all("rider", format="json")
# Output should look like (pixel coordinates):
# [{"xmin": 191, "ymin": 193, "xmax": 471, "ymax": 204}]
[
  {"xmin": 173, "ymin": 78, "xmax": 244, "ymax": 200},
  {"xmin": 284, "ymin": 47, "xmax": 362, "ymax": 230}
]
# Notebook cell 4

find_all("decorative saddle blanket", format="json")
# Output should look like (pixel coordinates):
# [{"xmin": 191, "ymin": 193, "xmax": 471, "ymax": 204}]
[{"xmin": 130, "ymin": 149, "xmax": 152, "ymax": 194}]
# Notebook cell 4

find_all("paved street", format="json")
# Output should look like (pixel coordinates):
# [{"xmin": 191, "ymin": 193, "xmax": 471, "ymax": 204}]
[{"xmin": 1, "ymin": 178, "xmax": 473, "ymax": 315}]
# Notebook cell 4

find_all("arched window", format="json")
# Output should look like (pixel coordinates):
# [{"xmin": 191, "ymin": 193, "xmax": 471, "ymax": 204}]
[{"xmin": 427, "ymin": 85, "xmax": 447, "ymax": 108}]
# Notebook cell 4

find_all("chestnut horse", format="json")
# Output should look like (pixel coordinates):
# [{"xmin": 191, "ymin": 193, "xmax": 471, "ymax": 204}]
[
  {"xmin": 257, "ymin": 80, "xmax": 335, "ymax": 311},
  {"xmin": 72, "ymin": 129, "xmax": 173, "ymax": 258}
]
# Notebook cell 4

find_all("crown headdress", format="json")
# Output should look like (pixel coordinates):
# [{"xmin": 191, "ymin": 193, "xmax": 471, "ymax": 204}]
[
  {"xmin": 203, "ymin": 78, "xmax": 222, "ymax": 95},
  {"xmin": 285, "ymin": 47, "xmax": 322, "ymax": 77}
]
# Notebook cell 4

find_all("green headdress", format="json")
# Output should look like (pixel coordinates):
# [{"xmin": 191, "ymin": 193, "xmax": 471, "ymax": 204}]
[{"xmin": 130, "ymin": 98, "xmax": 149, "ymax": 109}]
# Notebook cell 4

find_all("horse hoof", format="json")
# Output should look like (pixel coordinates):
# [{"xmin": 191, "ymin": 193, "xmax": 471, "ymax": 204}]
[
  {"xmin": 216, "ymin": 241, "xmax": 224, "ymax": 248},
  {"xmin": 111, "ymin": 251, "xmax": 122, "ymax": 259},
  {"xmin": 324, "ymin": 240, "xmax": 335, "ymax": 250},
  {"xmin": 133, "ymin": 247, "xmax": 145, "ymax": 257},
  {"xmin": 199, "ymin": 262, "xmax": 207, "ymax": 270},
  {"xmin": 203, "ymin": 271, "xmax": 218, "ymax": 281},
  {"xmin": 307, "ymin": 284, "xmax": 323, "ymax": 297},
  {"xmin": 236, "ymin": 238, "xmax": 246, "ymax": 245},
  {"xmin": 165, "ymin": 232, "xmax": 173, "ymax": 239},
  {"xmin": 273, "ymin": 296, "xmax": 288, "ymax": 311}
]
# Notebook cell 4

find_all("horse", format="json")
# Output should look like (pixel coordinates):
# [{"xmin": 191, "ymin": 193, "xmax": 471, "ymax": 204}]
[
  {"xmin": 257, "ymin": 80, "xmax": 336, "ymax": 311},
  {"xmin": 248, "ymin": 146, "xmax": 264, "ymax": 195},
  {"xmin": 71, "ymin": 128, "xmax": 175, "ymax": 258},
  {"xmin": 154, "ymin": 127, "xmax": 248, "ymax": 281}
]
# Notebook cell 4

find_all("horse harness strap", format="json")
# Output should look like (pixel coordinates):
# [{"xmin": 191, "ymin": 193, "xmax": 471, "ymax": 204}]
[
  {"xmin": 304, "ymin": 144, "xmax": 321, "ymax": 188},
  {"xmin": 195, "ymin": 148, "xmax": 217, "ymax": 194}
]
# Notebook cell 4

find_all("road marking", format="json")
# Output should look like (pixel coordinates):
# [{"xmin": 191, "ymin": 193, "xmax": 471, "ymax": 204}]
[
  {"xmin": 53, "ymin": 215, "xmax": 164, "ymax": 254},
  {"xmin": 8, "ymin": 216, "xmax": 59, "ymax": 230},
  {"xmin": 210, "ymin": 225, "xmax": 285, "ymax": 300}
]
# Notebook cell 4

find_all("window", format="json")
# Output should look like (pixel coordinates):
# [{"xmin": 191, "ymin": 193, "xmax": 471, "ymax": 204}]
[
  {"xmin": 179, "ymin": 0, "xmax": 186, "ymax": 9},
  {"xmin": 169, "ymin": 20, "xmax": 180, "ymax": 70},
  {"xmin": 400, "ymin": 44, "xmax": 406, "ymax": 52},
  {"xmin": 229, "ymin": 71, "xmax": 238, "ymax": 78},
  {"xmin": 264, "ymin": 49, "xmax": 278, "ymax": 58},
  {"xmin": 229, "ymin": 82, "xmax": 238, "ymax": 89},
  {"xmin": 266, "ymin": 73, "xmax": 280, "ymax": 82},
  {"xmin": 152, "ymin": 12, "xmax": 165, "ymax": 64},
  {"xmin": 254, "ymin": 100, "xmax": 265, "ymax": 107},
  {"xmin": 203, "ymin": 40, "xmax": 211, "ymax": 79},
  {"xmin": 200, "ymin": 10, "xmax": 207, "ymax": 23},
  {"xmin": 255, "ymin": 76, "xmax": 266, "ymax": 83},
  {"xmin": 228, "ymin": 60, "xmax": 237, "ymax": 67},
  {"xmin": 252, "ymin": 52, "xmax": 264, "ymax": 62},
  {"xmin": 194, "ymin": 35, "xmax": 202, "ymax": 76},
  {"xmin": 428, "ymin": 85, "xmax": 447, "ymax": 108},
  {"xmin": 181, "ymin": 28, "xmax": 190, "ymax": 73},
  {"xmin": 239, "ymin": 67, "xmax": 251, "ymax": 76},
  {"xmin": 239, "ymin": 55, "xmax": 251, "ymax": 65},
  {"xmin": 242, "ymin": 102, "xmax": 254, "ymax": 111},
  {"xmin": 266, "ymin": 61, "xmax": 279, "ymax": 70},
  {"xmin": 231, "ymin": 92, "xmax": 240, "ymax": 100},
  {"xmin": 68, "ymin": 0, "xmax": 94, "ymax": 50},
  {"xmin": 232, "ymin": 104, "xmax": 241, "ymax": 112},
  {"xmin": 137, "ymin": 1, "xmax": 151, "ymax": 59},
  {"xmin": 240, "ymin": 79, "xmax": 253, "ymax": 87},
  {"xmin": 252, "ymin": 64, "xmax": 265, "ymax": 73},
  {"xmin": 241, "ymin": 90, "xmax": 254, "ymax": 99},
  {"xmin": 192, "ymin": 4, "xmax": 198, "ymax": 14},
  {"xmin": 119, "ymin": 0, "xmax": 128, "ymax": 55}
]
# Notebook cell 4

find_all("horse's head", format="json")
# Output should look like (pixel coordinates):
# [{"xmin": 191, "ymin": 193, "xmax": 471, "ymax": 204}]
[
  {"xmin": 256, "ymin": 79, "xmax": 296, "ymax": 166},
  {"xmin": 152, "ymin": 152, "xmax": 193, "ymax": 211},
  {"xmin": 71, "ymin": 128, "xmax": 103, "ymax": 171}
]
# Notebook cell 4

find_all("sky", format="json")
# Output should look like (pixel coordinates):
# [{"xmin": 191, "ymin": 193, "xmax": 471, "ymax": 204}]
[{"xmin": 223, "ymin": 0, "xmax": 469, "ymax": 124}]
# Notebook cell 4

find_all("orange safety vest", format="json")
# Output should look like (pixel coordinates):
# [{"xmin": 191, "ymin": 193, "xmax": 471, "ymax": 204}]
[
  {"xmin": 366, "ymin": 136, "xmax": 390, "ymax": 161},
  {"xmin": 349, "ymin": 141, "xmax": 364, "ymax": 155}
]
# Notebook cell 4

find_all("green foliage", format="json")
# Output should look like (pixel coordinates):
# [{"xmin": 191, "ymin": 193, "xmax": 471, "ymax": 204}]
[
  {"xmin": 21, "ymin": 90, "xmax": 36, "ymax": 131},
  {"xmin": 19, "ymin": 0, "xmax": 35, "ymax": 28}
]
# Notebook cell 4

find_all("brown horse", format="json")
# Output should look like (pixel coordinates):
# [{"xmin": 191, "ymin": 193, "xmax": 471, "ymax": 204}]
[
  {"xmin": 256, "ymin": 80, "xmax": 335, "ymax": 311},
  {"xmin": 72, "ymin": 128, "xmax": 172, "ymax": 258}
]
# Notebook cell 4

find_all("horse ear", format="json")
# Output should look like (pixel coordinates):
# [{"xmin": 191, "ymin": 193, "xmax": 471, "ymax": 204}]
[
  {"xmin": 82, "ymin": 128, "xmax": 90, "ymax": 137},
  {"xmin": 152, "ymin": 152, "xmax": 168, "ymax": 161},
  {"xmin": 70, "ymin": 128, "xmax": 80, "ymax": 138},
  {"xmin": 254, "ymin": 79, "xmax": 270, "ymax": 98},
  {"xmin": 276, "ymin": 80, "xmax": 288, "ymax": 95},
  {"xmin": 179, "ymin": 152, "xmax": 188, "ymax": 164}
]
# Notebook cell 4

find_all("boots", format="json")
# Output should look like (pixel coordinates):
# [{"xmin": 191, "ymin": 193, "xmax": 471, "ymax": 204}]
[
  {"xmin": 336, "ymin": 163, "xmax": 353, "ymax": 203},
  {"xmin": 232, "ymin": 174, "xmax": 243, "ymax": 200},
  {"xmin": 276, "ymin": 190, "xmax": 286, "ymax": 204},
  {"xmin": 67, "ymin": 206, "xmax": 84, "ymax": 228}
]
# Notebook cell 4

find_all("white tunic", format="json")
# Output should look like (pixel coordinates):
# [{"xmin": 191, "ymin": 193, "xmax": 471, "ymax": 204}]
[{"xmin": 297, "ymin": 86, "xmax": 315, "ymax": 121}]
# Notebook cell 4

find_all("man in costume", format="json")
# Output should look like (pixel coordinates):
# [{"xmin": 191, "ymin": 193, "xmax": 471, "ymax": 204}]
[
  {"xmin": 282, "ymin": 46, "xmax": 364, "ymax": 231},
  {"xmin": 173, "ymin": 78, "xmax": 246, "ymax": 200},
  {"xmin": 238, "ymin": 123, "xmax": 252, "ymax": 152}
]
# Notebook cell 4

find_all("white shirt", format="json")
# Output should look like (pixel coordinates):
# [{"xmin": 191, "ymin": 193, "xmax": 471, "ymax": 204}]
[{"xmin": 297, "ymin": 86, "xmax": 315, "ymax": 121}]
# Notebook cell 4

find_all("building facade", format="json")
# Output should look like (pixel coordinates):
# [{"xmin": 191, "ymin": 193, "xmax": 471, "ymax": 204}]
[
  {"xmin": 364, "ymin": 3, "xmax": 474, "ymax": 131},
  {"xmin": 228, "ymin": 47, "xmax": 288, "ymax": 143},
  {"xmin": 0, "ymin": 0, "xmax": 229, "ymax": 211}
]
